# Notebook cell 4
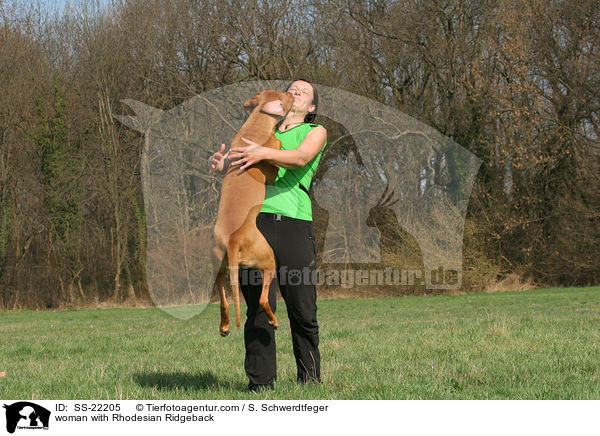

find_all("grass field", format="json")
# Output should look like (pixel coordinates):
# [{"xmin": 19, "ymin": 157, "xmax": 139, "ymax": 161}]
[{"xmin": 1, "ymin": 286, "xmax": 599, "ymax": 400}]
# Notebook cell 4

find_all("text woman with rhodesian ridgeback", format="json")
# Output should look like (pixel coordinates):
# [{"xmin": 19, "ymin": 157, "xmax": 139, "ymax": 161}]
[{"xmin": 209, "ymin": 80, "xmax": 326, "ymax": 392}]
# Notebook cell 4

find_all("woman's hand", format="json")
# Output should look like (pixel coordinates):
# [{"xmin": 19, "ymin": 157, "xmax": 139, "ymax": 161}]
[
  {"xmin": 208, "ymin": 143, "xmax": 228, "ymax": 174},
  {"xmin": 229, "ymin": 137, "xmax": 272, "ymax": 171}
]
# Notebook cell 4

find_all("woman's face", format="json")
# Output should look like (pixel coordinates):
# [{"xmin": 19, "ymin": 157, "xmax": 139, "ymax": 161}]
[{"xmin": 287, "ymin": 80, "xmax": 315, "ymax": 115}]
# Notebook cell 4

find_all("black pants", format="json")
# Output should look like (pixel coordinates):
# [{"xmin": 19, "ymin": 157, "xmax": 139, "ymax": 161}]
[{"xmin": 240, "ymin": 212, "xmax": 320, "ymax": 387}]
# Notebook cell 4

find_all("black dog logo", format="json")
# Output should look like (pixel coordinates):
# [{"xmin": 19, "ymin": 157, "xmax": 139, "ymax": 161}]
[{"xmin": 3, "ymin": 402, "xmax": 51, "ymax": 434}]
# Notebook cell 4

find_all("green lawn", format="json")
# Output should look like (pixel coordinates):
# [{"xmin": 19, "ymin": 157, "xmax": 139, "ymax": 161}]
[{"xmin": 1, "ymin": 287, "xmax": 599, "ymax": 399}]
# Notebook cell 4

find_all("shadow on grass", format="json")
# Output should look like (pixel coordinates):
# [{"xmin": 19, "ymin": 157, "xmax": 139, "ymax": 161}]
[{"xmin": 133, "ymin": 371, "xmax": 246, "ymax": 392}]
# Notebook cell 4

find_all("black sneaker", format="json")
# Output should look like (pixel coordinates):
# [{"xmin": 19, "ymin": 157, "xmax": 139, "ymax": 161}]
[{"xmin": 248, "ymin": 382, "xmax": 274, "ymax": 392}]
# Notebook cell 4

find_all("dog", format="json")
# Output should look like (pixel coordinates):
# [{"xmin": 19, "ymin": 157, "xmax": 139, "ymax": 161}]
[{"xmin": 212, "ymin": 90, "xmax": 294, "ymax": 336}]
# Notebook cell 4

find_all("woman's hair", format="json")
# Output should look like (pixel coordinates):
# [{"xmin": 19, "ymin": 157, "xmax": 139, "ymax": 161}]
[{"xmin": 285, "ymin": 79, "xmax": 318, "ymax": 123}]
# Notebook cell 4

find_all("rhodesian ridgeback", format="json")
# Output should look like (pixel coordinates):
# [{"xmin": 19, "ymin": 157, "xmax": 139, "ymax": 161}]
[{"xmin": 212, "ymin": 90, "xmax": 294, "ymax": 336}]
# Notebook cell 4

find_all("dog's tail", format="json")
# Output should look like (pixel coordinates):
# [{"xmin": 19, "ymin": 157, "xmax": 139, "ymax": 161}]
[{"xmin": 226, "ymin": 239, "xmax": 242, "ymax": 329}]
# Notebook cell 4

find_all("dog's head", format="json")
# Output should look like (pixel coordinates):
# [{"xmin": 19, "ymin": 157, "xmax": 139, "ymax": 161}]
[{"xmin": 243, "ymin": 90, "xmax": 294, "ymax": 118}]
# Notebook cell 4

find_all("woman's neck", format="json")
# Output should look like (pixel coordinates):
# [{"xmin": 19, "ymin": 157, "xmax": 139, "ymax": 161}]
[{"xmin": 279, "ymin": 114, "xmax": 306, "ymax": 131}]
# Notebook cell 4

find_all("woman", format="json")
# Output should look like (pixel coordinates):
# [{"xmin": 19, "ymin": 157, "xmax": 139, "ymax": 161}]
[{"xmin": 209, "ymin": 80, "xmax": 327, "ymax": 392}]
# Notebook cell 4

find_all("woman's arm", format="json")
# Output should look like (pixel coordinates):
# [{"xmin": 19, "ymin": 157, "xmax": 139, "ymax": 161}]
[
  {"xmin": 229, "ymin": 126, "xmax": 327, "ymax": 170},
  {"xmin": 208, "ymin": 143, "xmax": 231, "ymax": 174}
]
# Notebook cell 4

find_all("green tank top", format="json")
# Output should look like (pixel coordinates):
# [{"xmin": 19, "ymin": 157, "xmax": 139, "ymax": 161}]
[{"xmin": 260, "ymin": 123, "xmax": 326, "ymax": 221}]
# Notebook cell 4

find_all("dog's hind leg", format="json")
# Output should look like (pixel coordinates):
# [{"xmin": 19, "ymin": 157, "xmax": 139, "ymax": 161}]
[
  {"xmin": 216, "ymin": 270, "xmax": 229, "ymax": 336},
  {"xmin": 212, "ymin": 243, "xmax": 230, "ymax": 336},
  {"xmin": 226, "ymin": 238, "xmax": 242, "ymax": 330},
  {"xmin": 236, "ymin": 229, "xmax": 278, "ymax": 330},
  {"xmin": 253, "ymin": 237, "xmax": 278, "ymax": 329},
  {"xmin": 260, "ymin": 261, "xmax": 278, "ymax": 329}
]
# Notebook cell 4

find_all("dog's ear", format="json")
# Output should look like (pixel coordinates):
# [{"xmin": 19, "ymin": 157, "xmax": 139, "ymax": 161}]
[{"xmin": 243, "ymin": 94, "xmax": 260, "ymax": 112}]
